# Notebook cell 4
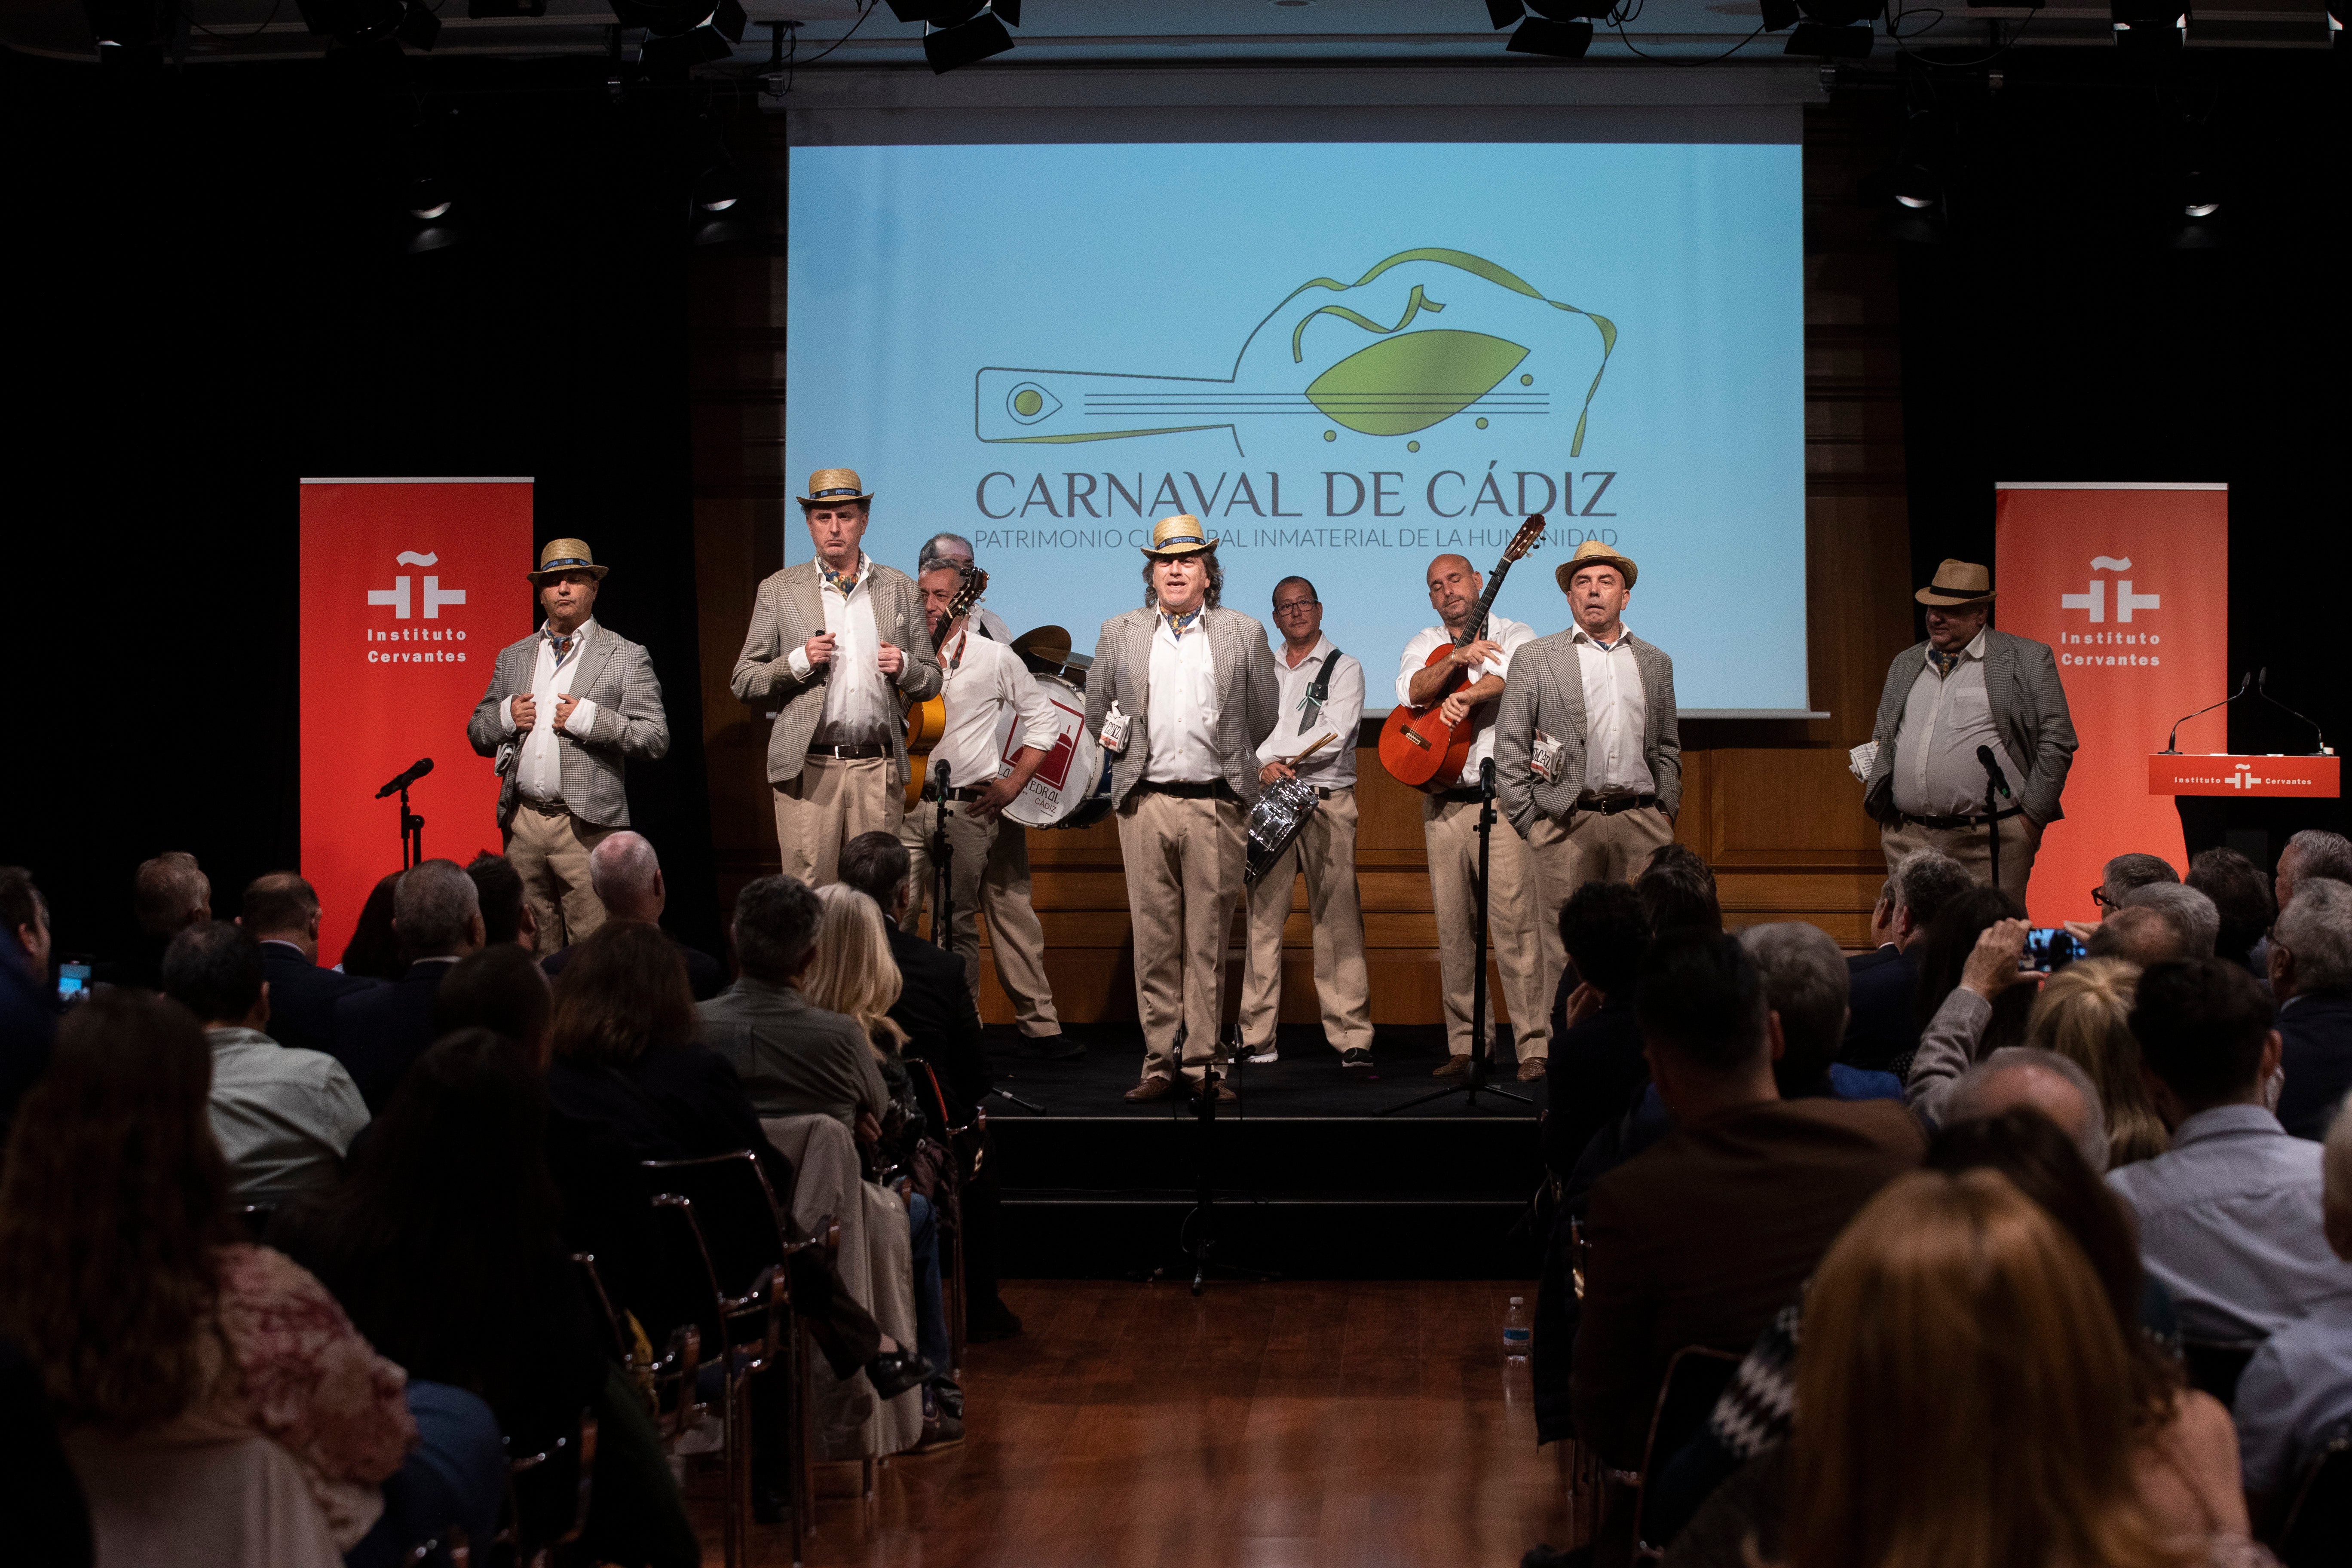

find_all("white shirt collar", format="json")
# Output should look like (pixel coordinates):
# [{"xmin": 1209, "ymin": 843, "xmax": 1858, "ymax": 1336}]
[
  {"xmin": 820, "ymin": 552, "xmax": 872, "ymax": 596},
  {"xmin": 1282, "ymin": 634, "xmax": 1334, "ymax": 669},
  {"xmin": 1572, "ymin": 622, "xmax": 1632, "ymax": 651},
  {"xmin": 1926, "ymin": 628, "xmax": 1989, "ymax": 665},
  {"xmin": 540, "ymin": 617, "xmax": 596, "ymax": 648}
]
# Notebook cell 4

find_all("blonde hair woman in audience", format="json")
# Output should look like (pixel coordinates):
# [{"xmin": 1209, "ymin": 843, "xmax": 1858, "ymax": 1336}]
[
  {"xmin": 1786, "ymin": 1168, "xmax": 2266, "ymax": 1568},
  {"xmin": 805, "ymin": 882, "xmax": 910, "ymax": 1056},
  {"xmin": 2027, "ymin": 957, "xmax": 2170, "ymax": 1168}
]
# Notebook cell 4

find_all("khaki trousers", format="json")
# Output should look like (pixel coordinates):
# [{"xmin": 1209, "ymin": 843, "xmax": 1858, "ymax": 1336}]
[
  {"xmin": 504, "ymin": 804, "xmax": 612, "ymax": 956},
  {"xmin": 897, "ymin": 805, "xmax": 1063, "ymax": 1036},
  {"xmin": 1880, "ymin": 813, "xmax": 2043, "ymax": 895},
  {"xmin": 1524, "ymin": 805, "xmax": 1676, "ymax": 1017},
  {"xmin": 1115, "ymin": 790, "xmax": 1245, "ymax": 1084},
  {"xmin": 1424, "ymin": 795, "xmax": 1550, "ymax": 1061},
  {"xmin": 772, "ymin": 755, "xmax": 900, "ymax": 887},
  {"xmin": 1238, "ymin": 786, "xmax": 1375, "ymax": 1054}
]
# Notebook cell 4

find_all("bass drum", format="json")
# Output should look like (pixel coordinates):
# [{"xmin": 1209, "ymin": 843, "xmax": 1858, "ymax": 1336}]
[{"xmin": 1000, "ymin": 672, "xmax": 1116, "ymax": 830}]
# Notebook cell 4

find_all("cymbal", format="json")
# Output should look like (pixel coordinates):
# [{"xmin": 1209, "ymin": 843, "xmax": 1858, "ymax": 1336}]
[{"xmin": 1015, "ymin": 625, "xmax": 1093, "ymax": 680}]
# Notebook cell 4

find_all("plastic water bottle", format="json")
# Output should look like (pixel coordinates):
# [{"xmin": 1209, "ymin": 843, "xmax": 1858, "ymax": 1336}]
[{"xmin": 1503, "ymin": 1297, "xmax": 1531, "ymax": 1363}]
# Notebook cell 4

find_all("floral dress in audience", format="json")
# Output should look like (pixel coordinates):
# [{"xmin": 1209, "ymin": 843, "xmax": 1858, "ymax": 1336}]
[{"xmin": 152, "ymin": 1243, "xmax": 418, "ymax": 1547}]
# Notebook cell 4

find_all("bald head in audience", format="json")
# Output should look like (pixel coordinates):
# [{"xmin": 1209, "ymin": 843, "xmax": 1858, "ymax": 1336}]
[
  {"xmin": 2120, "ymin": 881, "xmax": 2218, "ymax": 957},
  {"xmin": 2087, "ymin": 904, "xmax": 2190, "ymax": 967},
  {"xmin": 1944, "ymin": 1047, "xmax": 2111, "ymax": 1172},
  {"xmin": 587, "ymin": 832, "xmax": 666, "ymax": 925}
]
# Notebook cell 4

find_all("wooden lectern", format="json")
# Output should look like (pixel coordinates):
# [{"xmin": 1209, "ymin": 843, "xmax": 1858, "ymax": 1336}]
[{"xmin": 2150, "ymin": 754, "xmax": 2342, "ymax": 869}]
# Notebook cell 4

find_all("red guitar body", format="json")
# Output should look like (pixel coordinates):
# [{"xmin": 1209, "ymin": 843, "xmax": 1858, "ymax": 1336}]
[{"xmin": 1378, "ymin": 643, "xmax": 1485, "ymax": 790}]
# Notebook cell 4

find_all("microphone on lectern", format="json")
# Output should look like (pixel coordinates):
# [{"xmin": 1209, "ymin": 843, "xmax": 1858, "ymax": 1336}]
[
  {"xmin": 2257, "ymin": 668, "xmax": 2334, "ymax": 756},
  {"xmin": 2163, "ymin": 672, "xmax": 2253, "ymax": 755}
]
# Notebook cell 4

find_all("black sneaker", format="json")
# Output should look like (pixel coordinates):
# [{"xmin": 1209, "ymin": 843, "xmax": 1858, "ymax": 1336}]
[
  {"xmin": 864, "ymin": 1346, "xmax": 937, "ymax": 1400},
  {"xmin": 1340, "ymin": 1047, "xmax": 1374, "ymax": 1069}
]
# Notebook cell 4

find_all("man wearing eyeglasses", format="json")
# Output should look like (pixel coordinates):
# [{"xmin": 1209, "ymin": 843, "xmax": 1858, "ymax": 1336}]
[{"xmin": 1237, "ymin": 576, "xmax": 1376, "ymax": 1070}]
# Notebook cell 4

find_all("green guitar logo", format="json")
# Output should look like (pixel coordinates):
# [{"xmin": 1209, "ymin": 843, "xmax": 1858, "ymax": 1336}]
[{"xmin": 975, "ymin": 248, "xmax": 1617, "ymax": 460}]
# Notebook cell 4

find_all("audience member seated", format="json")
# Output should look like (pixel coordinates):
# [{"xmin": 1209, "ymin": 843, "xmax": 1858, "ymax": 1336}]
[
  {"xmin": 2015, "ymin": 957, "xmax": 2169, "ymax": 1168},
  {"xmin": 161, "ymin": 922, "xmax": 368, "ymax": 1206},
  {"xmin": 2122, "ymin": 881, "xmax": 2220, "ymax": 958},
  {"xmin": 1744, "ymin": 922, "xmax": 1902, "ymax": 1104},
  {"xmin": 464, "ymin": 851, "xmax": 540, "ymax": 953},
  {"xmin": 123, "ymin": 850, "xmax": 211, "ymax": 989},
  {"xmin": 0, "ymin": 992, "xmax": 505, "ymax": 1565},
  {"xmin": 1570, "ymin": 930, "xmax": 1922, "ymax": 1471},
  {"xmin": 802, "ymin": 882, "xmax": 961, "ymax": 1452},
  {"xmin": 339, "ymin": 872, "xmax": 407, "ymax": 981},
  {"xmin": 2100, "ymin": 849, "xmax": 2179, "ymax": 909},
  {"xmin": 272, "ymin": 1029, "xmax": 696, "ymax": 1568},
  {"xmin": 2235, "ymin": 1096, "xmax": 2352, "ymax": 1535},
  {"xmin": 429, "ymin": 942, "xmax": 554, "ymax": 1063},
  {"xmin": 699, "ymin": 875, "xmax": 890, "ymax": 1133},
  {"xmin": 1942, "ymin": 1047, "xmax": 2113, "ymax": 1172},
  {"xmin": 1902, "ymin": 884, "xmax": 2032, "ymax": 1090},
  {"xmin": 332, "ymin": 859, "xmax": 484, "ymax": 1111},
  {"xmin": 1842, "ymin": 849, "xmax": 1973, "ymax": 1075},
  {"xmin": 2087, "ymin": 903, "xmax": 2193, "ymax": 967},
  {"xmin": 2269, "ymin": 876, "xmax": 2352, "ymax": 1141},
  {"xmin": 2110, "ymin": 957, "xmax": 2352, "ymax": 1344},
  {"xmin": 1637, "ymin": 844, "xmax": 1722, "ymax": 936},
  {"xmin": 1541, "ymin": 880, "xmax": 1651, "ymax": 1183},
  {"xmin": 0, "ymin": 1334, "xmax": 92, "ymax": 1568},
  {"xmin": 541, "ymin": 833, "xmax": 723, "ymax": 1001},
  {"xmin": 2188, "ymin": 846, "xmax": 2276, "ymax": 975},
  {"xmin": 0, "ymin": 865, "xmax": 58, "ymax": 1152},
  {"xmin": 239, "ymin": 871, "xmax": 379, "ymax": 1060},
  {"xmin": 837, "ymin": 832, "xmax": 1025, "ymax": 1347},
  {"xmin": 2275, "ymin": 828, "xmax": 2352, "ymax": 911},
  {"xmin": 1770, "ymin": 1169, "xmax": 2257, "ymax": 1568}
]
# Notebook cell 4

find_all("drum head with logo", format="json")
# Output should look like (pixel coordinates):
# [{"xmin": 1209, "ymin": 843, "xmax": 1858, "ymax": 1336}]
[{"xmin": 1001, "ymin": 673, "xmax": 1113, "ymax": 829}]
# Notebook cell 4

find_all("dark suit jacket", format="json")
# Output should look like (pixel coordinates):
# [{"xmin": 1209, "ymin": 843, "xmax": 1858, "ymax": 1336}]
[
  {"xmin": 0, "ymin": 958, "xmax": 58, "ymax": 1159},
  {"xmin": 1542, "ymin": 995, "xmax": 1645, "ymax": 1183},
  {"xmin": 1571, "ymin": 1096, "xmax": 1925, "ymax": 1465},
  {"xmin": 885, "ymin": 925, "xmax": 990, "ymax": 1122},
  {"xmin": 544, "ymin": 934, "xmax": 725, "ymax": 1003},
  {"xmin": 330, "ymin": 957, "xmax": 460, "ymax": 1112},
  {"xmin": 1841, "ymin": 945, "xmax": 1920, "ymax": 1074},
  {"xmin": 2277, "ymin": 987, "xmax": 2352, "ymax": 1141},
  {"xmin": 258, "ymin": 942, "xmax": 380, "ymax": 1060}
]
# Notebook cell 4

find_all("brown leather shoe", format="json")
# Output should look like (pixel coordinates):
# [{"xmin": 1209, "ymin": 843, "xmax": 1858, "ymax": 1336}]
[
  {"xmin": 1516, "ymin": 1059, "xmax": 1548, "ymax": 1082},
  {"xmin": 1433, "ymin": 1055, "xmax": 1471, "ymax": 1078},
  {"xmin": 1124, "ymin": 1076, "xmax": 1176, "ymax": 1103}
]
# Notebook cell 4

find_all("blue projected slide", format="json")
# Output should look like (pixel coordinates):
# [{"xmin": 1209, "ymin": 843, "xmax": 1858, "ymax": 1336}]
[{"xmin": 786, "ymin": 141, "xmax": 1805, "ymax": 712}]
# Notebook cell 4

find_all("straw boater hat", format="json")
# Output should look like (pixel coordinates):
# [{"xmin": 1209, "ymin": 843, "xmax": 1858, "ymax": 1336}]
[
  {"xmin": 1142, "ymin": 514, "xmax": 1216, "ymax": 559},
  {"xmin": 1554, "ymin": 538, "xmax": 1638, "ymax": 594},
  {"xmin": 1915, "ymin": 559, "xmax": 1996, "ymax": 606},
  {"xmin": 527, "ymin": 538, "xmax": 607, "ymax": 585},
  {"xmin": 797, "ymin": 468, "xmax": 873, "ymax": 508}
]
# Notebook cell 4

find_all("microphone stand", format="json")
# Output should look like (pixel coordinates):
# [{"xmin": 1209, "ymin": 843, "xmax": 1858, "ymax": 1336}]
[
  {"xmin": 931, "ymin": 761, "xmax": 955, "ymax": 952},
  {"xmin": 2257, "ymin": 668, "xmax": 2336, "ymax": 756},
  {"xmin": 398, "ymin": 782, "xmax": 424, "ymax": 869},
  {"xmin": 1381, "ymin": 757, "xmax": 1532, "ymax": 1115},
  {"xmin": 2163, "ymin": 672, "xmax": 2253, "ymax": 754},
  {"xmin": 1983, "ymin": 766, "xmax": 2001, "ymax": 893}
]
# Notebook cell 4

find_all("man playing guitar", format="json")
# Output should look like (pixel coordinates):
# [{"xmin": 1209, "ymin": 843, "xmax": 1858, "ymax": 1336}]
[
  {"xmin": 895, "ymin": 562, "xmax": 1071, "ymax": 1053},
  {"xmin": 1398, "ymin": 554, "xmax": 1550, "ymax": 1081}
]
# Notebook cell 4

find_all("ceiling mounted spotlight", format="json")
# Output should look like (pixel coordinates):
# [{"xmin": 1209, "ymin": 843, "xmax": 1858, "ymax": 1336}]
[
  {"xmin": 2110, "ymin": 0, "xmax": 2187, "ymax": 50},
  {"xmin": 295, "ymin": 0, "xmax": 440, "ymax": 49},
  {"xmin": 83, "ymin": 0, "xmax": 168, "ymax": 64},
  {"xmin": 1485, "ymin": 0, "xmax": 1605, "ymax": 58},
  {"xmin": 1784, "ymin": 20, "xmax": 1874, "ymax": 54},
  {"xmin": 906, "ymin": 0, "xmax": 1017, "ymax": 73},
  {"xmin": 1759, "ymin": 0, "xmax": 1800, "ymax": 27},
  {"xmin": 609, "ymin": 0, "xmax": 747, "ymax": 69}
]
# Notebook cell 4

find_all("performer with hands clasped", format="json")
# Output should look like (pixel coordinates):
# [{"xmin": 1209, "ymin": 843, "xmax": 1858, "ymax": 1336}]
[
  {"xmin": 1237, "ymin": 576, "xmax": 1376, "ymax": 1070},
  {"xmin": 1085, "ymin": 515, "xmax": 1279, "ymax": 1103},
  {"xmin": 467, "ymin": 537, "xmax": 671, "ymax": 955},
  {"xmin": 1401, "ymin": 554, "xmax": 1548, "ymax": 1079},
  {"xmin": 730, "ymin": 468, "xmax": 942, "ymax": 886}
]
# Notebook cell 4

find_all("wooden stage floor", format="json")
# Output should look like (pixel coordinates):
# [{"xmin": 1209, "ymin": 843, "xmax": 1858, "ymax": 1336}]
[{"xmin": 691, "ymin": 1277, "xmax": 1570, "ymax": 1567}]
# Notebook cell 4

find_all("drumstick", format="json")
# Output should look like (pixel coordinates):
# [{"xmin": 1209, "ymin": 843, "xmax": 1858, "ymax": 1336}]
[{"xmin": 1282, "ymin": 732, "xmax": 1338, "ymax": 769}]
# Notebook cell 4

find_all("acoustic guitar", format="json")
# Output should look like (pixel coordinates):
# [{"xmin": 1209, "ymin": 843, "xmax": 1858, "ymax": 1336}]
[
  {"xmin": 1377, "ymin": 514, "xmax": 1548, "ymax": 791},
  {"xmin": 903, "ymin": 565, "xmax": 990, "ymax": 809}
]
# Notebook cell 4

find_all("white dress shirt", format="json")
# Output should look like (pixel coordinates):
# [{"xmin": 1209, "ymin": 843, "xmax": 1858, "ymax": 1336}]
[
  {"xmin": 205, "ymin": 1026, "xmax": 371, "ymax": 1201},
  {"xmin": 501, "ymin": 619, "xmax": 602, "ymax": 807},
  {"xmin": 1571, "ymin": 624, "xmax": 1654, "ymax": 794},
  {"xmin": 1145, "ymin": 610, "xmax": 1222, "ymax": 783},
  {"xmin": 1892, "ymin": 628, "xmax": 2024, "ymax": 818},
  {"xmin": 786, "ymin": 554, "xmax": 891, "ymax": 749},
  {"xmin": 933, "ymin": 625, "xmax": 1060, "ymax": 788},
  {"xmin": 1397, "ymin": 614, "xmax": 1537, "ymax": 773},
  {"xmin": 1257, "ymin": 635, "xmax": 1363, "ymax": 788}
]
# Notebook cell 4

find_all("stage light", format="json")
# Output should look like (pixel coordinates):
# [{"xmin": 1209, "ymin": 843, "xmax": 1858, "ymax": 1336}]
[
  {"xmin": 1760, "ymin": 0, "xmax": 1800, "ymax": 28},
  {"xmin": 922, "ymin": 4, "xmax": 1014, "ymax": 73},
  {"xmin": 1785, "ymin": 20, "xmax": 1874, "ymax": 54},
  {"xmin": 395, "ymin": 0, "xmax": 439, "ymax": 48},
  {"xmin": 295, "ymin": 0, "xmax": 440, "ymax": 48},
  {"xmin": 609, "ymin": 0, "xmax": 748, "ymax": 69},
  {"xmin": 84, "ymin": 0, "xmax": 166, "ymax": 64},
  {"xmin": 2110, "ymin": 0, "xmax": 2186, "ymax": 50},
  {"xmin": 1486, "ymin": 0, "xmax": 1605, "ymax": 55}
]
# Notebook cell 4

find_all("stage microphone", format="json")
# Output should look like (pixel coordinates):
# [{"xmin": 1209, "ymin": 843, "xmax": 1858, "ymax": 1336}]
[
  {"xmin": 2257, "ymin": 668, "xmax": 2334, "ymax": 756},
  {"xmin": 2164, "ymin": 672, "xmax": 2253, "ymax": 754},
  {"xmin": 1975, "ymin": 745, "xmax": 2012, "ymax": 801},
  {"xmin": 375, "ymin": 758, "xmax": 434, "ymax": 799},
  {"xmin": 1479, "ymin": 756, "xmax": 1496, "ymax": 798}
]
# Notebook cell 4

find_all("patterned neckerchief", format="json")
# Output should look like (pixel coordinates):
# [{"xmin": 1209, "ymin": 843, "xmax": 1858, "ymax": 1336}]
[
  {"xmin": 819, "ymin": 553, "xmax": 869, "ymax": 599},
  {"xmin": 1929, "ymin": 646, "xmax": 1963, "ymax": 679},
  {"xmin": 1162, "ymin": 606, "xmax": 1204, "ymax": 638},
  {"xmin": 543, "ymin": 621, "xmax": 585, "ymax": 672}
]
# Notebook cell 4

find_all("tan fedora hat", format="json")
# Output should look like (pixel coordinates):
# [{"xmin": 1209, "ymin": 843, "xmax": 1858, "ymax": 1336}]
[
  {"xmin": 1554, "ymin": 538, "xmax": 1638, "ymax": 594},
  {"xmin": 527, "ymin": 538, "xmax": 608, "ymax": 585},
  {"xmin": 1915, "ymin": 559, "xmax": 1995, "ymax": 606},
  {"xmin": 797, "ymin": 468, "xmax": 873, "ymax": 508},
  {"xmin": 1141, "ymin": 514, "xmax": 1217, "ymax": 559}
]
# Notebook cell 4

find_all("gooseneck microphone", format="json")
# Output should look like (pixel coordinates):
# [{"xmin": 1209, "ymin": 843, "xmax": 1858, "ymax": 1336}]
[
  {"xmin": 376, "ymin": 757, "xmax": 434, "ymax": 799},
  {"xmin": 1975, "ymin": 745, "xmax": 2012, "ymax": 801},
  {"xmin": 2163, "ymin": 672, "xmax": 2253, "ymax": 754},
  {"xmin": 2257, "ymin": 668, "xmax": 2334, "ymax": 756}
]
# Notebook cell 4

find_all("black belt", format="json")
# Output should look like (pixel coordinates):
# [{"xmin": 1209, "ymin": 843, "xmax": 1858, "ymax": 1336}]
[
  {"xmin": 1903, "ymin": 807, "xmax": 2022, "ymax": 830},
  {"xmin": 1135, "ymin": 779, "xmax": 1234, "ymax": 802},
  {"xmin": 518, "ymin": 797, "xmax": 570, "ymax": 818},
  {"xmin": 808, "ymin": 741, "xmax": 890, "ymax": 761},
  {"xmin": 1576, "ymin": 791, "xmax": 1657, "ymax": 815},
  {"xmin": 1435, "ymin": 787, "xmax": 1485, "ymax": 805}
]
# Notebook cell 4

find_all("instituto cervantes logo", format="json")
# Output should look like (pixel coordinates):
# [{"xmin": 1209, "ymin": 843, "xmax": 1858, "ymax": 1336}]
[
  {"xmin": 974, "ymin": 248, "xmax": 1617, "ymax": 462},
  {"xmin": 2058, "ymin": 555, "xmax": 2163, "ymax": 668},
  {"xmin": 364, "ymin": 550, "xmax": 472, "ymax": 665}
]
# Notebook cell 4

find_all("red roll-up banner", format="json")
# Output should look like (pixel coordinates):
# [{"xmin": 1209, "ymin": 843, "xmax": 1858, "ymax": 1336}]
[
  {"xmin": 1994, "ymin": 483, "xmax": 2228, "ymax": 925},
  {"xmin": 299, "ymin": 479, "xmax": 534, "ymax": 965}
]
